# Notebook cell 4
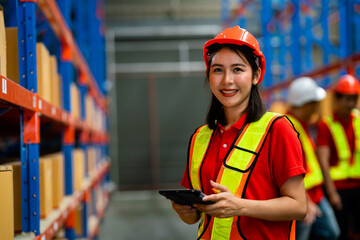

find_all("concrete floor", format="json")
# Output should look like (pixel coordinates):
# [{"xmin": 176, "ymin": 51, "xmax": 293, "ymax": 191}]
[{"xmin": 98, "ymin": 190, "xmax": 198, "ymax": 240}]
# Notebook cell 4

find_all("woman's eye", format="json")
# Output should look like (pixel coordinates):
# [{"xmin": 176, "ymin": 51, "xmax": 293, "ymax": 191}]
[
  {"xmin": 213, "ymin": 68, "xmax": 222, "ymax": 72},
  {"xmin": 233, "ymin": 67, "xmax": 243, "ymax": 72}
]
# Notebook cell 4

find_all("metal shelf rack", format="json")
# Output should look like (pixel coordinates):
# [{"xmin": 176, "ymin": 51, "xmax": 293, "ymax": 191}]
[
  {"xmin": 220, "ymin": 0, "xmax": 360, "ymax": 104},
  {"xmin": 0, "ymin": 0, "xmax": 110, "ymax": 239}
]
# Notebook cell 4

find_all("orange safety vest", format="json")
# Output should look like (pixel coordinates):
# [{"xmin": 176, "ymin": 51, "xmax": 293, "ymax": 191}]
[{"xmin": 188, "ymin": 112, "xmax": 296, "ymax": 240}]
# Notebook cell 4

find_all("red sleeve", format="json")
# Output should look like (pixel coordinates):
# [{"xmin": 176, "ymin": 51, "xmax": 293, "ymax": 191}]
[
  {"xmin": 317, "ymin": 120, "xmax": 332, "ymax": 147},
  {"xmin": 269, "ymin": 117, "xmax": 306, "ymax": 188},
  {"xmin": 180, "ymin": 163, "xmax": 191, "ymax": 189}
]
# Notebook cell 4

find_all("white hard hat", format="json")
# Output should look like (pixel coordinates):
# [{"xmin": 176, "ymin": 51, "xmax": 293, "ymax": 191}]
[{"xmin": 288, "ymin": 77, "xmax": 326, "ymax": 107}]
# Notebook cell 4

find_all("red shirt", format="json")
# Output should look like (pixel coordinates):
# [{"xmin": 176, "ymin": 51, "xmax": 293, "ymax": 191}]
[
  {"xmin": 317, "ymin": 112, "xmax": 360, "ymax": 189},
  {"xmin": 287, "ymin": 114, "xmax": 324, "ymax": 204},
  {"xmin": 181, "ymin": 113, "xmax": 305, "ymax": 240}
]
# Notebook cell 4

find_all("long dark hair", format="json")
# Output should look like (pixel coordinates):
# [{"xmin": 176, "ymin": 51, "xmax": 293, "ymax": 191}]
[{"xmin": 205, "ymin": 44, "xmax": 266, "ymax": 129}]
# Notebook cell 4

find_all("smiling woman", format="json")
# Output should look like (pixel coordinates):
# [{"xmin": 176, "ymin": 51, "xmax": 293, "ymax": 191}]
[
  {"xmin": 206, "ymin": 44, "xmax": 265, "ymax": 130},
  {"xmin": 168, "ymin": 26, "xmax": 308, "ymax": 240}
]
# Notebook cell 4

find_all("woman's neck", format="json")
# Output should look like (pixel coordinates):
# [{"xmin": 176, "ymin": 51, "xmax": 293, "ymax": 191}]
[{"xmin": 223, "ymin": 106, "xmax": 246, "ymax": 130}]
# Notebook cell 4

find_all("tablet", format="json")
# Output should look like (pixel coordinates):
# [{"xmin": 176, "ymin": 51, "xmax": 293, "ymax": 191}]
[{"xmin": 159, "ymin": 189, "xmax": 214, "ymax": 205}]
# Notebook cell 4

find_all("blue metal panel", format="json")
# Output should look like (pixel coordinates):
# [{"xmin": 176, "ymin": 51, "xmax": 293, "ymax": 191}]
[
  {"xmin": 2, "ymin": 0, "xmax": 19, "ymax": 27},
  {"xmin": 72, "ymin": 0, "xmax": 88, "ymax": 60},
  {"xmin": 19, "ymin": 112, "xmax": 30, "ymax": 232},
  {"xmin": 65, "ymin": 228, "xmax": 76, "ymax": 240},
  {"xmin": 260, "ymin": 0, "xmax": 273, "ymax": 88},
  {"xmin": 17, "ymin": 1, "xmax": 37, "ymax": 92},
  {"xmin": 237, "ymin": 0, "xmax": 246, "ymax": 28},
  {"xmin": 221, "ymin": 0, "xmax": 230, "ymax": 28},
  {"xmin": 63, "ymin": 145, "xmax": 74, "ymax": 195},
  {"xmin": 27, "ymin": 143, "xmax": 40, "ymax": 234},
  {"xmin": 60, "ymin": 62, "xmax": 73, "ymax": 111},
  {"xmin": 82, "ymin": 201, "xmax": 88, "ymax": 238},
  {"xmin": 17, "ymin": 0, "xmax": 40, "ymax": 235},
  {"xmin": 290, "ymin": 0, "xmax": 302, "ymax": 76},
  {"xmin": 355, "ymin": 0, "xmax": 360, "ymax": 53},
  {"xmin": 339, "ymin": 0, "xmax": 352, "ymax": 58},
  {"xmin": 304, "ymin": 17, "xmax": 313, "ymax": 72},
  {"xmin": 88, "ymin": 0, "xmax": 106, "ymax": 94}
]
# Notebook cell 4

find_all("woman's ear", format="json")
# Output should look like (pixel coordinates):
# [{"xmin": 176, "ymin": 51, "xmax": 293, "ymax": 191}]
[{"xmin": 252, "ymin": 68, "xmax": 261, "ymax": 85}]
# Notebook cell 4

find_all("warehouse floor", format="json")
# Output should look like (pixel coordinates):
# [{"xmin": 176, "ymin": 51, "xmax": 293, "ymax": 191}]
[{"xmin": 98, "ymin": 190, "xmax": 198, "ymax": 240}]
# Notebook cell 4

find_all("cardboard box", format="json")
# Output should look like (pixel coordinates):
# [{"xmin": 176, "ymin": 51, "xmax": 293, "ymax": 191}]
[
  {"xmin": 73, "ymin": 149, "xmax": 85, "ymax": 191},
  {"xmin": 85, "ymin": 94, "xmax": 94, "ymax": 125},
  {"xmin": 71, "ymin": 82, "xmax": 80, "ymax": 119},
  {"xmin": 49, "ymin": 56, "xmax": 61, "ymax": 107},
  {"xmin": 74, "ymin": 203, "xmax": 83, "ymax": 236},
  {"xmin": 0, "ymin": 7, "xmax": 7, "ymax": 77},
  {"xmin": 87, "ymin": 147, "xmax": 96, "ymax": 177},
  {"xmin": 0, "ymin": 165, "xmax": 14, "ymax": 240},
  {"xmin": 40, "ymin": 157, "xmax": 53, "ymax": 218},
  {"xmin": 8, "ymin": 161, "xmax": 22, "ymax": 232},
  {"xmin": 5, "ymin": 27, "xmax": 19, "ymax": 83},
  {"xmin": 36, "ymin": 43, "xmax": 51, "ymax": 102},
  {"xmin": 49, "ymin": 153, "xmax": 64, "ymax": 208}
]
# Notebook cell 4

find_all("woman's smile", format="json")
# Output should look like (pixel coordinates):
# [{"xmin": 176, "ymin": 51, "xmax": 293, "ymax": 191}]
[{"xmin": 220, "ymin": 89, "xmax": 238, "ymax": 97}]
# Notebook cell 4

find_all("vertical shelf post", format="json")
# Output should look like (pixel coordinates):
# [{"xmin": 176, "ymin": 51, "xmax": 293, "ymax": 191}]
[
  {"xmin": 57, "ymin": 0, "xmax": 76, "ymax": 238},
  {"xmin": 17, "ymin": 0, "xmax": 40, "ymax": 235}
]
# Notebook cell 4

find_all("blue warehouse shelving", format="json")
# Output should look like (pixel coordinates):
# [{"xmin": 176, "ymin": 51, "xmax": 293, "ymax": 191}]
[
  {"xmin": 220, "ymin": 0, "xmax": 360, "ymax": 105},
  {"xmin": 0, "ymin": 0, "xmax": 111, "ymax": 239}
]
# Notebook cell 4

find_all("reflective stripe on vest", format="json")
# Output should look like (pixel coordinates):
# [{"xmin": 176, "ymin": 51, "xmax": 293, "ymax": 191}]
[
  {"xmin": 286, "ymin": 115, "xmax": 323, "ymax": 190},
  {"xmin": 352, "ymin": 109, "xmax": 360, "ymax": 178},
  {"xmin": 188, "ymin": 112, "xmax": 294, "ymax": 240},
  {"xmin": 324, "ymin": 109, "xmax": 360, "ymax": 180}
]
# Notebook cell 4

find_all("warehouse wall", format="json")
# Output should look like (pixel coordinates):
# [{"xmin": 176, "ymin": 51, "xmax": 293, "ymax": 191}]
[
  {"xmin": 106, "ymin": 24, "xmax": 219, "ymax": 190},
  {"xmin": 115, "ymin": 75, "xmax": 210, "ymax": 189}
]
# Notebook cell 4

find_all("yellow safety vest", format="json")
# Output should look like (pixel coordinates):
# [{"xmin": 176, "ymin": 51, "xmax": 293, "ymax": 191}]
[
  {"xmin": 188, "ymin": 112, "xmax": 295, "ymax": 240},
  {"xmin": 324, "ymin": 109, "xmax": 360, "ymax": 180},
  {"xmin": 286, "ymin": 115, "xmax": 323, "ymax": 190}
]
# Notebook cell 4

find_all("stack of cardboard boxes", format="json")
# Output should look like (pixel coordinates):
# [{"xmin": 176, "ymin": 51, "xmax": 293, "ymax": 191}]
[
  {"xmin": 36, "ymin": 42, "xmax": 62, "ymax": 107},
  {"xmin": 2, "ymin": 153, "xmax": 65, "ymax": 234}
]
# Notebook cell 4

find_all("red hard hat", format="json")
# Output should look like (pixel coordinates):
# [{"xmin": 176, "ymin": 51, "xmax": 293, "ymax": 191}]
[
  {"xmin": 203, "ymin": 25, "xmax": 266, "ymax": 84},
  {"xmin": 334, "ymin": 74, "xmax": 360, "ymax": 95}
]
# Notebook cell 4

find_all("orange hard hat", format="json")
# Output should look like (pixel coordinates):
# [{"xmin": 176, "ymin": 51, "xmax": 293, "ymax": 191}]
[
  {"xmin": 334, "ymin": 74, "xmax": 360, "ymax": 95},
  {"xmin": 203, "ymin": 25, "xmax": 266, "ymax": 84}
]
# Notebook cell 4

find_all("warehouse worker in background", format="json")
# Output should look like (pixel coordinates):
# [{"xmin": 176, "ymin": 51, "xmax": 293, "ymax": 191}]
[
  {"xmin": 287, "ymin": 77, "xmax": 340, "ymax": 240},
  {"xmin": 317, "ymin": 74, "xmax": 360, "ymax": 240},
  {"xmin": 171, "ymin": 26, "xmax": 307, "ymax": 240}
]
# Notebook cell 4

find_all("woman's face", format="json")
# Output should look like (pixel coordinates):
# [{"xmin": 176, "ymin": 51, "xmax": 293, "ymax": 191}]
[{"xmin": 208, "ymin": 47, "xmax": 260, "ymax": 114}]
